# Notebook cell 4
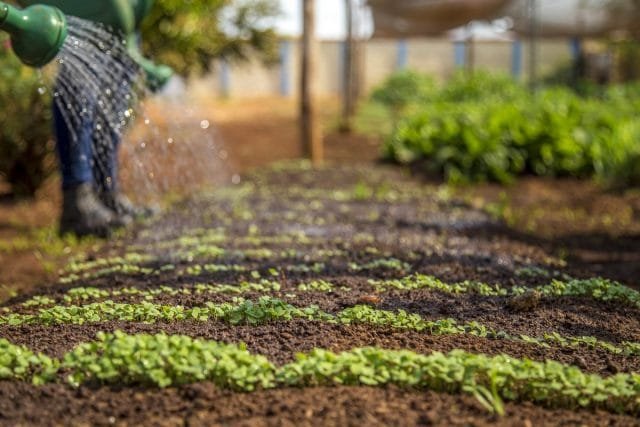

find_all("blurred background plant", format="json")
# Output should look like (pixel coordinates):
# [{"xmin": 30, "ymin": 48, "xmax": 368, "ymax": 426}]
[
  {"xmin": 369, "ymin": 70, "xmax": 640, "ymax": 187},
  {"xmin": 0, "ymin": 35, "xmax": 54, "ymax": 198},
  {"xmin": 140, "ymin": 0, "xmax": 281, "ymax": 77}
]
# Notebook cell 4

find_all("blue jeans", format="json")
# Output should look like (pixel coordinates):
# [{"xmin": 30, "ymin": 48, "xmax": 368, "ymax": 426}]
[{"xmin": 52, "ymin": 89, "xmax": 121, "ymax": 194}]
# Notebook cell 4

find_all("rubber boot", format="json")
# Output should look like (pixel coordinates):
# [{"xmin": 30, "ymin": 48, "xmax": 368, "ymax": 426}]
[
  {"xmin": 101, "ymin": 192, "xmax": 159, "ymax": 221},
  {"xmin": 60, "ymin": 183, "xmax": 127, "ymax": 238}
]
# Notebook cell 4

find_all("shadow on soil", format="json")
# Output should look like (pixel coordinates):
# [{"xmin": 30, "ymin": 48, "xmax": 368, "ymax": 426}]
[{"xmin": 461, "ymin": 222, "xmax": 640, "ymax": 287}]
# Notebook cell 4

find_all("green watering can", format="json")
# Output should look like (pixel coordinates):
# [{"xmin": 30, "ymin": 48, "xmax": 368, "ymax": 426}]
[{"xmin": 0, "ymin": 0, "xmax": 172, "ymax": 88}]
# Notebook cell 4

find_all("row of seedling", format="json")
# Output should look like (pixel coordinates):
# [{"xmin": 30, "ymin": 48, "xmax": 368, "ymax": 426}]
[
  {"xmin": 3, "ymin": 297, "xmax": 638, "ymax": 358},
  {"xmin": 2, "ymin": 331, "xmax": 639, "ymax": 416},
  {"xmin": 34, "ymin": 273, "xmax": 640, "ymax": 314}
]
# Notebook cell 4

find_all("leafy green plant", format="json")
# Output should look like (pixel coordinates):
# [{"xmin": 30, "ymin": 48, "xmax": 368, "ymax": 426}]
[
  {"xmin": 378, "ymin": 71, "xmax": 640, "ymax": 186},
  {"xmin": 0, "ymin": 339, "xmax": 58, "ymax": 384},
  {"xmin": 140, "ymin": 0, "xmax": 280, "ymax": 77},
  {"xmin": 5, "ymin": 297, "xmax": 639, "ymax": 357},
  {"xmin": 4, "ymin": 333, "xmax": 640, "ymax": 415},
  {"xmin": 370, "ymin": 274, "xmax": 640, "ymax": 310},
  {"xmin": 370, "ymin": 70, "xmax": 436, "ymax": 117},
  {"xmin": 0, "ymin": 36, "xmax": 54, "ymax": 197},
  {"xmin": 64, "ymin": 331, "xmax": 276, "ymax": 389},
  {"xmin": 349, "ymin": 258, "xmax": 410, "ymax": 273},
  {"xmin": 1, "ymin": 297, "xmax": 330, "ymax": 326},
  {"xmin": 279, "ymin": 347, "xmax": 640, "ymax": 415}
]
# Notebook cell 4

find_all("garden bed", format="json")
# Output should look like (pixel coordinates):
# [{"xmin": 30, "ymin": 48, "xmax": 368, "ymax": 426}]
[{"xmin": 1, "ymin": 162, "xmax": 639, "ymax": 426}]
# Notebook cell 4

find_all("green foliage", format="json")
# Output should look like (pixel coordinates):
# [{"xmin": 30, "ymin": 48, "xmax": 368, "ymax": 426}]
[
  {"xmin": 378, "ymin": 71, "xmax": 640, "ymax": 186},
  {"xmin": 370, "ymin": 274, "xmax": 511, "ymax": 296},
  {"xmin": 140, "ymin": 0, "xmax": 280, "ymax": 76},
  {"xmin": 21, "ymin": 280, "xmax": 283, "ymax": 307},
  {"xmin": 0, "ymin": 297, "xmax": 330, "ymax": 326},
  {"xmin": 371, "ymin": 274, "xmax": 640, "ymax": 310},
  {"xmin": 370, "ymin": 70, "xmax": 436, "ymax": 114},
  {"xmin": 0, "ymin": 339, "xmax": 58, "ymax": 384},
  {"xmin": 4, "ymin": 332, "xmax": 640, "ymax": 415},
  {"xmin": 437, "ymin": 71, "xmax": 525, "ymax": 103},
  {"xmin": 0, "ymin": 36, "xmax": 54, "ymax": 197},
  {"xmin": 64, "ymin": 331, "xmax": 276, "ymax": 389},
  {"xmin": 5, "ymin": 296, "xmax": 639, "ymax": 358},
  {"xmin": 349, "ymin": 258, "xmax": 410, "ymax": 273},
  {"xmin": 297, "ymin": 280, "xmax": 335, "ymax": 292},
  {"xmin": 280, "ymin": 347, "xmax": 640, "ymax": 414}
]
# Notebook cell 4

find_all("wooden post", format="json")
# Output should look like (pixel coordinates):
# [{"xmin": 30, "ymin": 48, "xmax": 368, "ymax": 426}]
[
  {"xmin": 463, "ymin": 23, "xmax": 475, "ymax": 74},
  {"xmin": 300, "ymin": 0, "xmax": 323, "ymax": 166},
  {"xmin": 341, "ymin": 0, "xmax": 355, "ymax": 132},
  {"xmin": 528, "ymin": 0, "xmax": 538, "ymax": 91}
]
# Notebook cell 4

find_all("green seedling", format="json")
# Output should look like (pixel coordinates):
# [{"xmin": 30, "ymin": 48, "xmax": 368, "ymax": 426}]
[
  {"xmin": 4, "ymin": 298, "xmax": 638, "ymax": 358},
  {"xmin": 4, "ymin": 332, "xmax": 636, "ymax": 415}
]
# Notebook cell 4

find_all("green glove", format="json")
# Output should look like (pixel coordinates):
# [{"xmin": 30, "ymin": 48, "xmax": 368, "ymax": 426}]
[{"xmin": 126, "ymin": 33, "xmax": 173, "ymax": 91}]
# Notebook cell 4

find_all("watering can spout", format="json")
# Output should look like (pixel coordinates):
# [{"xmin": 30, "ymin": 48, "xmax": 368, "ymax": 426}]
[{"xmin": 0, "ymin": 1, "xmax": 67, "ymax": 67}]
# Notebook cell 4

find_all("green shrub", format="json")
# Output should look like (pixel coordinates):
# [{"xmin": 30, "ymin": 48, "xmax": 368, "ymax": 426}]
[
  {"xmin": 0, "ymin": 37, "xmax": 54, "ymax": 197},
  {"xmin": 437, "ymin": 70, "xmax": 525, "ymax": 103},
  {"xmin": 371, "ymin": 70, "xmax": 436, "ymax": 115},
  {"xmin": 379, "ymin": 71, "xmax": 640, "ymax": 186}
]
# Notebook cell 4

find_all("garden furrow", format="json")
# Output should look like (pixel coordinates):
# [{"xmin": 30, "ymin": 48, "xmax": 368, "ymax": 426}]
[
  {"xmin": 2, "ymin": 383, "xmax": 638, "ymax": 427},
  {"xmin": 4, "ymin": 163, "xmax": 637, "ymax": 425},
  {"xmin": 3, "ymin": 297, "xmax": 640, "ymax": 360},
  {"xmin": 1, "ymin": 321, "xmax": 638, "ymax": 376}
]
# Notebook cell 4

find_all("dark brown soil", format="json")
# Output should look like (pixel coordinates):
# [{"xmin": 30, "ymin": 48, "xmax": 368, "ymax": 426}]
[
  {"xmin": 2, "ymin": 382, "xmax": 638, "ymax": 427},
  {"xmin": 1, "ymin": 162, "xmax": 639, "ymax": 425}
]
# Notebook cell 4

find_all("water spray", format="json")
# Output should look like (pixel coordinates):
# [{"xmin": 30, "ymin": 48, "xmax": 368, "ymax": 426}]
[{"xmin": 0, "ymin": 0, "xmax": 171, "ymax": 87}]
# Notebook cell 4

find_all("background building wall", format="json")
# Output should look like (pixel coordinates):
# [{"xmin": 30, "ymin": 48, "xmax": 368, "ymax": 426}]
[{"xmin": 205, "ymin": 37, "xmax": 574, "ymax": 98}]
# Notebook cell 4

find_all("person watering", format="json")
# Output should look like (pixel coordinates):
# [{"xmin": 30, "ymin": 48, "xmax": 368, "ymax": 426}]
[{"xmin": 0, "ymin": 0, "xmax": 173, "ymax": 237}]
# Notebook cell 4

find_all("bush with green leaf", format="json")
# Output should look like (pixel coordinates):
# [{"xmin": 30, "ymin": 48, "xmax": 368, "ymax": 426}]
[
  {"xmin": 140, "ymin": 0, "xmax": 280, "ymax": 77},
  {"xmin": 370, "ymin": 70, "xmax": 436, "ymax": 115},
  {"xmin": 0, "ymin": 36, "xmax": 54, "ymax": 197},
  {"xmin": 378, "ymin": 71, "xmax": 640, "ymax": 186}
]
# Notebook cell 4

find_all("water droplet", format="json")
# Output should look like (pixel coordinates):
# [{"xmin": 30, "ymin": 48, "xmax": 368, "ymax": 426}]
[{"xmin": 200, "ymin": 120, "xmax": 210, "ymax": 129}]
